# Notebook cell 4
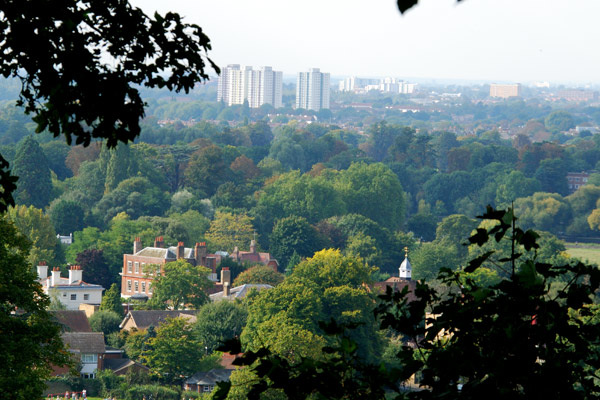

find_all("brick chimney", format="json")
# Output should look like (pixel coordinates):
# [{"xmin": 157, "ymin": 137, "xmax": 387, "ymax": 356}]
[
  {"xmin": 154, "ymin": 236, "xmax": 164, "ymax": 248},
  {"xmin": 177, "ymin": 241, "xmax": 185, "ymax": 259},
  {"xmin": 195, "ymin": 242, "xmax": 207, "ymax": 266},
  {"xmin": 51, "ymin": 267, "xmax": 61, "ymax": 287},
  {"xmin": 133, "ymin": 237, "xmax": 142, "ymax": 254},
  {"xmin": 37, "ymin": 261, "xmax": 48, "ymax": 281},
  {"xmin": 221, "ymin": 267, "xmax": 231, "ymax": 297},
  {"xmin": 69, "ymin": 265, "xmax": 83, "ymax": 284}
]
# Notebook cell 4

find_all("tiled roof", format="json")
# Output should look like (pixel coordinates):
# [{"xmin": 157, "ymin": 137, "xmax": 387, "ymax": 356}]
[
  {"xmin": 370, "ymin": 279, "xmax": 418, "ymax": 302},
  {"xmin": 220, "ymin": 353, "xmax": 242, "ymax": 370},
  {"xmin": 62, "ymin": 332, "xmax": 106, "ymax": 354},
  {"xmin": 209, "ymin": 284, "xmax": 273, "ymax": 301},
  {"xmin": 104, "ymin": 358, "xmax": 149, "ymax": 374},
  {"xmin": 232, "ymin": 251, "xmax": 278, "ymax": 266},
  {"xmin": 40, "ymin": 276, "xmax": 103, "ymax": 290},
  {"xmin": 121, "ymin": 310, "xmax": 199, "ymax": 330},
  {"xmin": 185, "ymin": 369, "xmax": 233, "ymax": 385},
  {"xmin": 50, "ymin": 310, "xmax": 92, "ymax": 332},
  {"xmin": 134, "ymin": 246, "xmax": 194, "ymax": 259}
]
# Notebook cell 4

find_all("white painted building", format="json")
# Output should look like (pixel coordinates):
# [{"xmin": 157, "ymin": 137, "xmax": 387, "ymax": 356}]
[
  {"xmin": 37, "ymin": 263, "xmax": 104, "ymax": 310},
  {"xmin": 339, "ymin": 76, "xmax": 417, "ymax": 94},
  {"xmin": 296, "ymin": 68, "xmax": 330, "ymax": 111},
  {"xmin": 217, "ymin": 64, "xmax": 283, "ymax": 108}
]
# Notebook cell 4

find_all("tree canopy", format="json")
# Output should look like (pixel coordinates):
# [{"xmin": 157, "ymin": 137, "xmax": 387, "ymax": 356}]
[
  {"xmin": 0, "ymin": 0, "xmax": 218, "ymax": 212},
  {"xmin": 0, "ymin": 216, "xmax": 71, "ymax": 399}
]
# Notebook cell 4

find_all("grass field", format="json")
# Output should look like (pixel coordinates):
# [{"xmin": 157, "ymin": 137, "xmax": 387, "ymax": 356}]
[{"xmin": 565, "ymin": 243, "xmax": 600, "ymax": 265}]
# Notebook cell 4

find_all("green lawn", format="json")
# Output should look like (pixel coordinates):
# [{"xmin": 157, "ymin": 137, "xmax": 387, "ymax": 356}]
[{"xmin": 565, "ymin": 244, "xmax": 600, "ymax": 265}]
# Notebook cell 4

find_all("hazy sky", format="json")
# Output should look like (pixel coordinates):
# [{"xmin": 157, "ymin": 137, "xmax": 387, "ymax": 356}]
[{"xmin": 131, "ymin": 0, "xmax": 600, "ymax": 85}]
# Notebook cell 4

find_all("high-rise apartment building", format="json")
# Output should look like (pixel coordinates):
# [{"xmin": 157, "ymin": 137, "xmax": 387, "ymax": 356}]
[
  {"xmin": 217, "ymin": 64, "xmax": 282, "ymax": 108},
  {"xmin": 490, "ymin": 83, "xmax": 522, "ymax": 98},
  {"xmin": 296, "ymin": 68, "xmax": 330, "ymax": 111}
]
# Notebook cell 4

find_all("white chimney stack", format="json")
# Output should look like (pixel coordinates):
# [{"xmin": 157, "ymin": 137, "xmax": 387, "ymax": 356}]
[
  {"xmin": 51, "ymin": 267, "xmax": 61, "ymax": 287},
  {"xmin": 69, "ymin": 265, "xmax": 83, "ymax": 284},
  {"xmin": 37, "ymin": 261, "xmax": 48, "ymax": 281},
  {"xmin": 222, "ymin": 267, "xmax": 231, "ymax": 297}
]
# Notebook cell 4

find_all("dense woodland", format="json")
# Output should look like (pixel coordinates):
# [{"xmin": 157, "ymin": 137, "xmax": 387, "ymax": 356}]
[
  {"xmin": 3, "ymin": 82, "xmax": 600, "ymax": 282},
  {"xmin": 3, "ymin": 78, "xmax": 600, "ymax": 397}
]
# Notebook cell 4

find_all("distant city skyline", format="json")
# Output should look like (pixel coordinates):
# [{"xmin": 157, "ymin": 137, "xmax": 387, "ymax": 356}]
[{"xmin": 131, "ymin": 0, "xmax": 600, "ymax": 85}]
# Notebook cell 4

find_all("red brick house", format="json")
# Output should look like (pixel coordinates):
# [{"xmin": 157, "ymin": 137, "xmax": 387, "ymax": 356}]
[
  {"xmin": 230, "ymin": 240, "xmax": 279, "ymax": 272},
  {"xmin": 120, "ymin": 237, "xmax": 222, "ymax": 298}
]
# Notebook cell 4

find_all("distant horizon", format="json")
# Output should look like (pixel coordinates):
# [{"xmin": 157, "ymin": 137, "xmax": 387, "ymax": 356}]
[{"xmin": 131, "ymin": 0, "xmax": 600, "ymax": 86}]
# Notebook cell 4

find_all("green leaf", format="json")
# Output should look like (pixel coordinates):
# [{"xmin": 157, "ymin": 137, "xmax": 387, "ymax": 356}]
[{"xmin": 464, "ymin": 251, "xmax": 494, "ymax": 273}]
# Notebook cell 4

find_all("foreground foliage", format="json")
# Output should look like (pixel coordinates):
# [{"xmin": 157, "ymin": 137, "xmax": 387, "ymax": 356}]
[
  {"xmin": 216, "ymin": 207, "xmax": 600, "ymax": 399},
  {"xmin": 0, "ymin": 217, "xmax": 71, "ymax": 400}
]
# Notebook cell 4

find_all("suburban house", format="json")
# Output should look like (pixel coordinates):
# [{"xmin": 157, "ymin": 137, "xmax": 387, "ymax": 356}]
[
  {"xmin": 37, "ymin": 263, "xmax": 104, "ymax": 310},
  {"xmin": 183, "ymin": 369, "xmax": 233, "ymax": 394},
  {"xmin": 209, "ymin": 266, "xmax": 273, "ymax": 301},
  {"xmin": 120, "ymin": 237, "xmax": 222, "ymax": 298},
  {"xmin": 567, "ymin": 171, "xmax": 590, "ymax": 194},
  {"xmin": 61, "ymin": 332, "xmax": 106, "ymax": 379},
  {"xmin": 50, "ymin": 310, "xmax": 92, "ymax": 333},
  {"xmin": 103, "ymin": 348, "xmax": 150, "ymax": 376},
  {"xmin": 119, "ymin": 310, "xmax": 199, "ymax": 331},
  {"xmin": 120, "ymin": 237, "xmax": 279, "ymax": 299},
  {"xmin": 49, "ymin": 310, "xmax": 147, "ymax": 378},
  {"xmin": 230, "ymin": 240, "xmax": 279, "ymax": 272}
]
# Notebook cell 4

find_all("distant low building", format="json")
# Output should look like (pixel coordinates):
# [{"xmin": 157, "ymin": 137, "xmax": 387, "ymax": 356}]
[
  {"xmin": 119, "ymin": 310, "xmax": 199, "ymax": 331},
  {"xmin": 371, "ymin": 248, "xmax": 417, "ymax": 301},
  {"xmin": 557, "ymin": 89, "xmax": 598, "ymax": 102},
  {"xmin": 57, "ymin": 233, "xmax": 73, "ymax": 245},
  {"xmin": 37, "ymin": 264, "xmax": 104, "ymax": 310},
  {"xmin": 490, "ymin": 83, "xmax": 521, "ymax": 99},
  {"xmin": 567, "ymin": 171, "xmax": 590, "ymax": 194},
  {"xmin": 230, "ymin": 240, "xmax": 279, "ymax": 271},
  {"xmin": 184, "ymin": 369, "xmax": 233, "ymax": 394}
]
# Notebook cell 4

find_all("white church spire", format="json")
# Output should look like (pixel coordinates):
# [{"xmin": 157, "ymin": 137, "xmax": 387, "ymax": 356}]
[{"xmin": 399, "ymin": 246, "xmax": 412, "ymax": 280}]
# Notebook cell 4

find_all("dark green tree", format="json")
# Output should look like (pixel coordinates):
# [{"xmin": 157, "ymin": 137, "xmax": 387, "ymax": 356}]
[
  {"xmin": 0, "ymin": 217, "xmax": 71, "ymax": 400},
  {"xmin": 76, "ymin": 249, "xmax": 115, "ymax": 289},
  {"xmin": 269, "ymin": 216, "xmax": 325, "ymax": 267},
  {"xmin": 11, "ymin": 136, "xmax": 52, "ymax": 208},
  {"xmin": 100, "ymin": 283, "xmax": 124, "ymax": 316},
  {"xmin": 148, "ymin": 259, "xmax": 212, "ymax": 310},
  {"xmin": 0, "ymin": 0, "xmax": 218, "ymax": 212},
  {"xmin": 545, "ymin": 110, "xmax": 575, "ymax": 133},
  {"xmin": 89, "ymin": 310, "xmax": 122, "ymax": 336},
  {"xmin": 193, "ymin": 301, "xmax": 248, "ymax": 353},
  {"xmin": 48, "ymin": 199, "xmax": 85, "ymax": 235},
  {"xmin": 534, "ymin": 158, "xmax": 569, "ymax": 195},
  {"xmin": 216, "ymin": 206, "xmax": 600, "ymax": 400},
  {"xmin": 233, "ymin": 265, "xmax": 285, "ymax": 287},
  {"xmin": 145, "ymin": 317, "xmax": 219, "ymax": 383},
  {"xmin": 41, "ymin": 141, "xmax": 72, "ymax": 180}
]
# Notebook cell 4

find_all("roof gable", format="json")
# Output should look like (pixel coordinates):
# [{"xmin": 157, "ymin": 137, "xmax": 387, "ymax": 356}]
[
  {"xmin": 50, "ymin": 310, "xmax": 92, "ymax": 332},
  {"xmin": 124, "ymin": 310, "xmax": 199, "ymax": 330},
  {"xmin": 62, "ymin": 332, "xmax": 106, "ymax": 354}
]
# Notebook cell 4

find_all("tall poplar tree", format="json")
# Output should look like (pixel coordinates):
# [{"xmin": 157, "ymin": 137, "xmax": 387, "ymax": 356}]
[{"xmin": 11, "ymin": 136, "xmax": 52, "ymax": 208}]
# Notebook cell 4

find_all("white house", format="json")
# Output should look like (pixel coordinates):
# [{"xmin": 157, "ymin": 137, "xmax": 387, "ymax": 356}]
[{"xmin": 37, "ymin": 263, "xmax": 104, "ymax": 310}]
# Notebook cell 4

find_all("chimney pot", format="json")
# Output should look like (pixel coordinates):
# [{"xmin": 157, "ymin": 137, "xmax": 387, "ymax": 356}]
[
  {"xmin": 221, "ymin": 267, "xmax": 231, "ymax": 297},
  {"xmin": 133, "ymin": 237, "xmax": 142, "ymax": 254},
  {"xmin": 177, "ymin": 241, "xmax": 185, "ymax": 259},
  {"xmin": 37, "ymin": 263, "xmax": 48, "ymax": 281}
]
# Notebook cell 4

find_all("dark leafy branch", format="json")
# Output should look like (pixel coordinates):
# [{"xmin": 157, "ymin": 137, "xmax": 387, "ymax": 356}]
[
  {"xmin": 216, "ymin": 207, "xmax": 600, "ymax": 399},
  {"xmin": 0, "ymin": 0, "xmax": 219, "ymax": 212}
]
